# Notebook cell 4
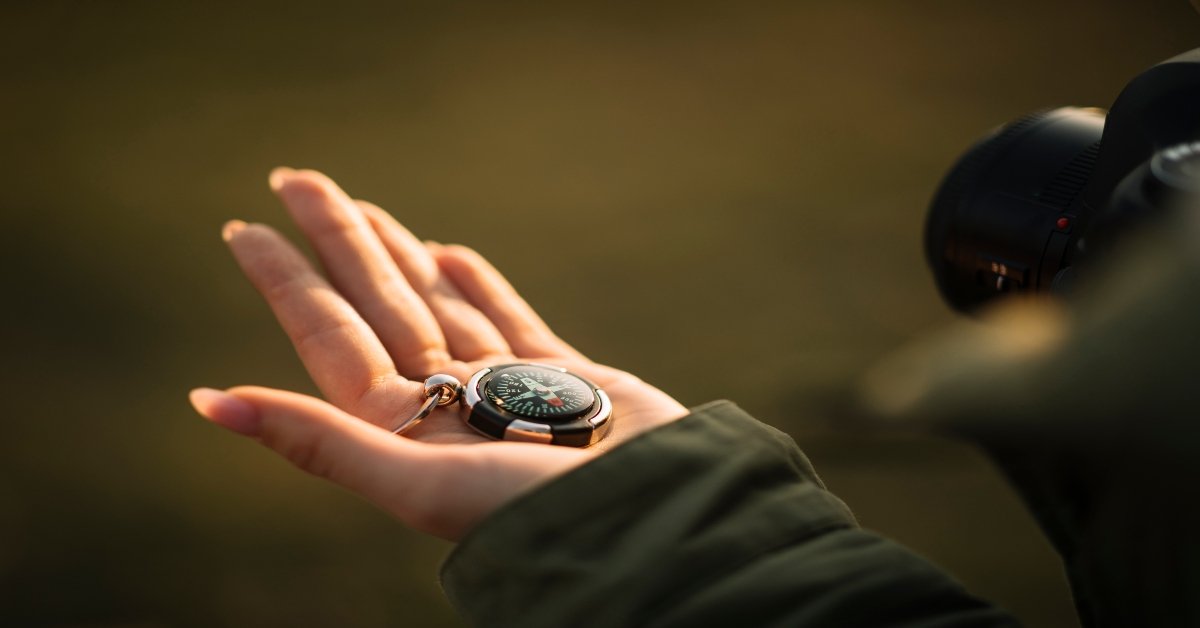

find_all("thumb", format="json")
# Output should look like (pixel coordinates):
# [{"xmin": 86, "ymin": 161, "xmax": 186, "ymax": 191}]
[{"xmin": 188, "ymin": 385, "xmax": 448, "ymax": 535}]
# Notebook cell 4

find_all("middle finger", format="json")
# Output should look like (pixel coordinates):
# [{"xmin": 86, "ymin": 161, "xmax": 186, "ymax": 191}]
[{"xmin": 271, "ymin": 168, "xmax": 451, "ymax": 376}]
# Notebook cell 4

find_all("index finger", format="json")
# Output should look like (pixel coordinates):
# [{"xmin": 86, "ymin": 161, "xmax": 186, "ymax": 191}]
[{"xmin": 223, "ymin": 220, "xmax": 411, "ymax": 424}]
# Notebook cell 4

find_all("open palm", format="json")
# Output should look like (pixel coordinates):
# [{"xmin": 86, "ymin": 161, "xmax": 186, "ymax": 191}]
[{"xmin": 190, "ymin": 168, "xmax": 688, "ymax": 540}]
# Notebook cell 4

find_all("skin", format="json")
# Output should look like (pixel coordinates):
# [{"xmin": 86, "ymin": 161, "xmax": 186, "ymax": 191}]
[{"xmin": 189, "ymin": 168, "xmax": 689, "ymax": 541}]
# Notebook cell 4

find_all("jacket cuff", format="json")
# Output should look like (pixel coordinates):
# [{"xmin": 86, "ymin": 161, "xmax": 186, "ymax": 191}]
[{"xmin": 439, "ymin": 400, "xmax": 857, "ymax": 627}]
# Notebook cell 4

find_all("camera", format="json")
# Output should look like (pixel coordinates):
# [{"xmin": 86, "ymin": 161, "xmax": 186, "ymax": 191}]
[{"xmin": 925, "ymin": 48, "xmax": 1200, "ymax": 313}]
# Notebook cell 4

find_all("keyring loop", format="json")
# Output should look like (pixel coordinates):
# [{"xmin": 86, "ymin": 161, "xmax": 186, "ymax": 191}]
[{"xmin": 391, "ymin": 374, "xmax": 463, "ymax": 435}]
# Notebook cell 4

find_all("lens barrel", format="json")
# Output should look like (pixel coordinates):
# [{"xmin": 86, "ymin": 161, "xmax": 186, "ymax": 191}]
[{"xmin": 925, "ymin": 107, "xmax": 1105, "ymax": 312}]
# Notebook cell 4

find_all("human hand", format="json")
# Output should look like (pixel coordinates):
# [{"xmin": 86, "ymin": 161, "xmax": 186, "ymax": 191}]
[{"xmin": 190, "ymin": 168, "xmax": 689, "ymax": 540}]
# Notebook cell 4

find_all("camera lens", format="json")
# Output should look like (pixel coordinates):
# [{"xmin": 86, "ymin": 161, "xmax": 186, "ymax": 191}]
[{"xmin": 925, "ymin": 107, "xmax": 1105, "ymax": 312}]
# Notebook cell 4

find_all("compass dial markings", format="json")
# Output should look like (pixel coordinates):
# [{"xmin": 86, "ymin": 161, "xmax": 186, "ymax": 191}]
[{"xmin": 484, "ymin": 365, "xmax": 595, "ymax": 420}]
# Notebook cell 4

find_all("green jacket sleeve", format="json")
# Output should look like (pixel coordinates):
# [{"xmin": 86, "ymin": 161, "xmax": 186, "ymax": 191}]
[{"xmin": 440, "ymin": 401, "xmax": 1017, "ymax": 627}]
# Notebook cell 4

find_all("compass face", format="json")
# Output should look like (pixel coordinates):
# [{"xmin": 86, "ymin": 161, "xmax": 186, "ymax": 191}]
[{"xmin": 484, "ymin": 365, "xmax": 596, "ymax": 421}]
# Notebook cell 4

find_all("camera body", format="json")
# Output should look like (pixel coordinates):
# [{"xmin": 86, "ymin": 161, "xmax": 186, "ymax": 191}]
[{"xmin": 926, "ymin": 49, "xmax": 1200, "ymax": 313}]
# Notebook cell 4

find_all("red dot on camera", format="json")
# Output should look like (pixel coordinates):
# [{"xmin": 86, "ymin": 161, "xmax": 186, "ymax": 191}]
[{"xmin": 1056, "ymin": 217, "xmax": 1071, "ymax": 230}]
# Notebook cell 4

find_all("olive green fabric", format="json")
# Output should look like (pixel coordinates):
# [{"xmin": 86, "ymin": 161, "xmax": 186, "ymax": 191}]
[{"xmin": 441, "ymin": 401, "xmax": 1016, "ymax": 627}]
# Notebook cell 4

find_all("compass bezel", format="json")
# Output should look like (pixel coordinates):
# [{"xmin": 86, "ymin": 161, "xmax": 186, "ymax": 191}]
[{"xmin": 461, "ymin": 363, "xmax": 612, "ymax": 447}]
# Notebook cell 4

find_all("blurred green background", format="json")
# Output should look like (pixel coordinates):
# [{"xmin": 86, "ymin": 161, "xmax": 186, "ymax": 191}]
[{"xmin": 3, "ymin": 1, "xmax": 1197, "ymax": 625}]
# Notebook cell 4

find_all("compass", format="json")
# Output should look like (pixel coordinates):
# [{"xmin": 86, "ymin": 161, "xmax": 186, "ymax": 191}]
[
  {"xmin": 462, "ymin": 363, "xmax": 612, "ymax": 447},
  {"xmin": 484, "ymin": 365, "xmax": 596, "ymax": 419}
]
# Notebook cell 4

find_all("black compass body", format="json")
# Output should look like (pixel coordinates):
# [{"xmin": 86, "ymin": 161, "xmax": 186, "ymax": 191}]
[{"xmin": 461, "ymin": 363, "xmax": 612, "ymax": 447}]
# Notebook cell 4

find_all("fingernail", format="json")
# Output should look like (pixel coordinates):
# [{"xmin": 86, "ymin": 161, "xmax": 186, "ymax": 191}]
[
  {"xmin": 268, "ymin": 166, "xmax": 296, "ymax": 192},
  {"xmin": 189, "ymin": 388, "xmax": 261, "ymax": 436},
  {"xmin": 221, "ymin": 220, "xmax": 247, "ymax": 242}
]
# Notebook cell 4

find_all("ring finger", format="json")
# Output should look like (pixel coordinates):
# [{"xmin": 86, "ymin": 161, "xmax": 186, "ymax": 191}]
[{"xmin": 358, "ymin": 200, "xmax": 513, "ymax": 364}]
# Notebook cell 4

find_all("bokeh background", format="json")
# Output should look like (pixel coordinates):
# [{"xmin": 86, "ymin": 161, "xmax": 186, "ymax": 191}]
[{"xmin": 3, "ymin": 1, "xmax": 1198, "ymax": 626}]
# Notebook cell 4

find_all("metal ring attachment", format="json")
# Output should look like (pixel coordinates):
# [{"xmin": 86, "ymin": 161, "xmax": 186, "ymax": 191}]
[{"xmin": 391, "ymin": 374, "xmax": 463, "ymax": 435}]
